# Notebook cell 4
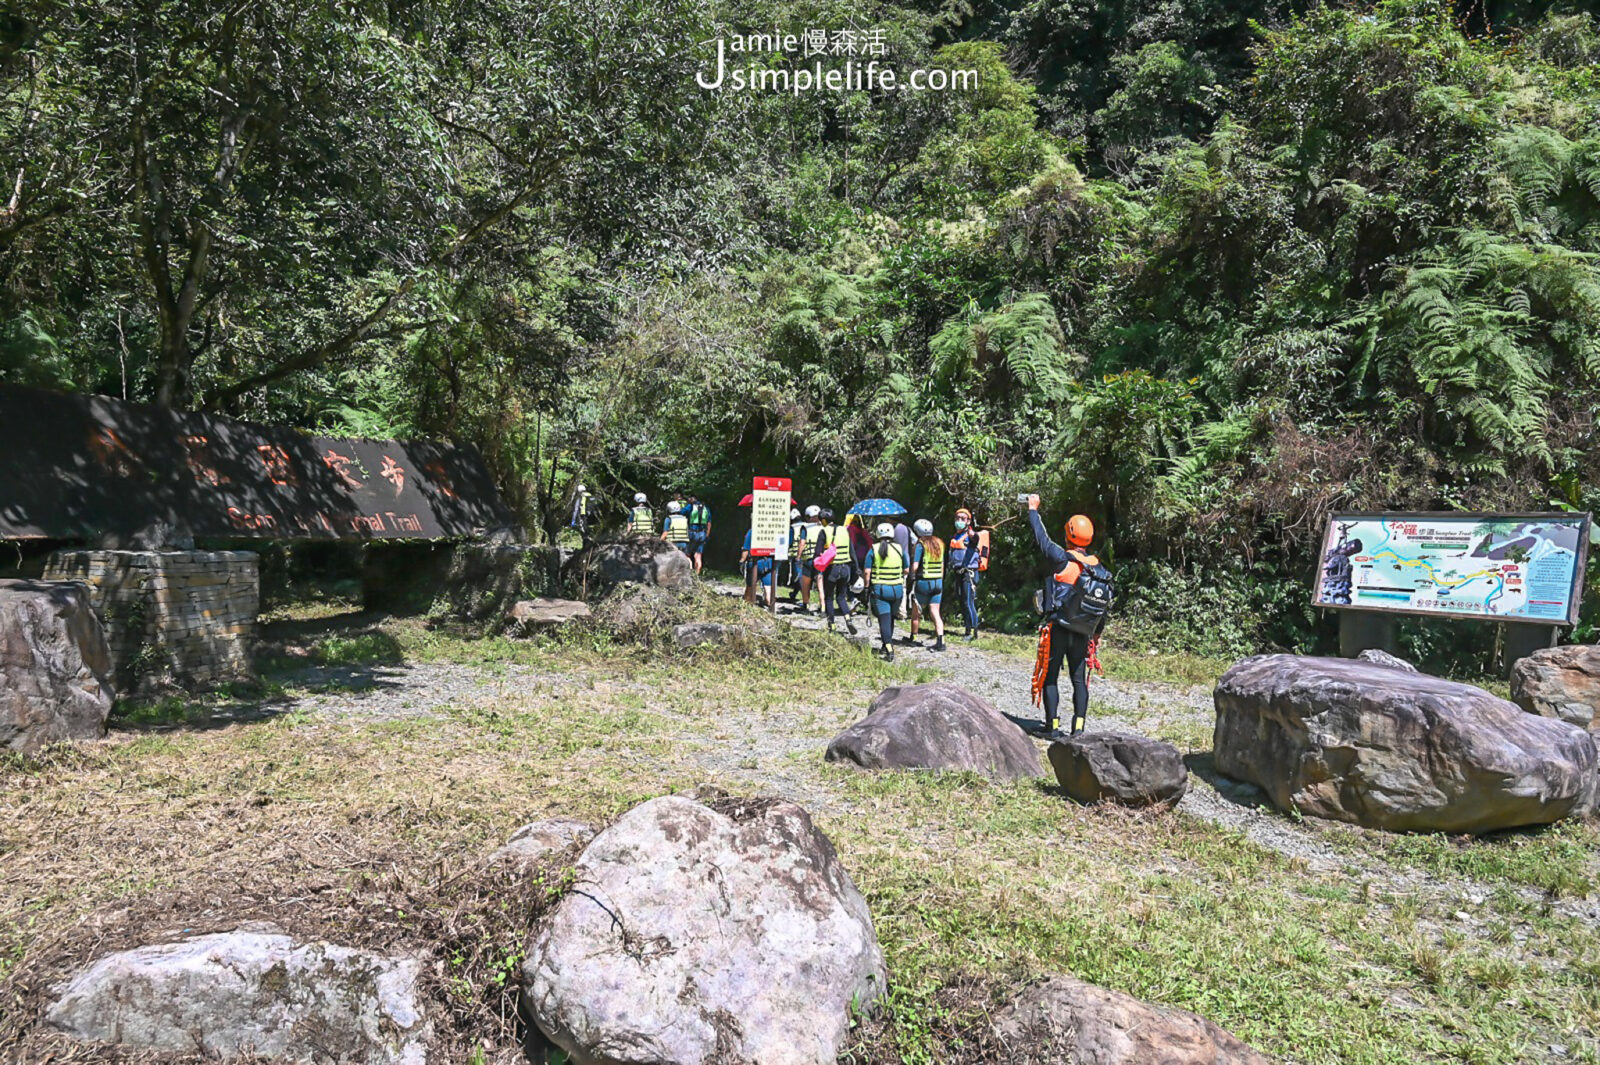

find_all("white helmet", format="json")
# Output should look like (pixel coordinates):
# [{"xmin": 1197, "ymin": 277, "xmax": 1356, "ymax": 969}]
[
  {"xmin": 804, "ymin": 504, "xmax": 821, "ymax": 518},
  {"xmin": 667, "ymin": 500, "xmax": 682, "ymax": 514},
  {"xmin": 634, "ymin": 492, "xmax": 647, "ymax": 504},
  {"xmin": 913, "ymin": 518, "xmax": 933, "ymax": 537},
  {"xmin": 790, "ymin": 508, "xmax": 800, "ymax": 520},
  {"xmin": 875, "ymin": 522, "xmax": 894, "ymax": 540},
  {"xmin": 576, "ymin": 484, "xmax": 587, "ymax": 493}
]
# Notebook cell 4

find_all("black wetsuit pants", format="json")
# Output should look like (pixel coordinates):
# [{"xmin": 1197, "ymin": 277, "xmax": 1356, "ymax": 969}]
[{"xmin": 1042, "ymin": 623, "xmax": 1090, "ymax": 731}]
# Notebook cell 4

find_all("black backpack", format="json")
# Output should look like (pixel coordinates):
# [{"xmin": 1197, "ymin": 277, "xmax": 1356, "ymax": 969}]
[{"xmin": 1054, "ymin": 554, "xmax": 1114, "ymax": 636}]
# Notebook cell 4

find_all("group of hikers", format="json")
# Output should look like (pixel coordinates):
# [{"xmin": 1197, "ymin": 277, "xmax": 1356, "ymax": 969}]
[
  {"xmin": 575, "ymin": 482, "xmax": 1113, "ymax": 740},
  {"xmin": 738, "ymin": 506, "xmax": 990, "ymax": 660}
]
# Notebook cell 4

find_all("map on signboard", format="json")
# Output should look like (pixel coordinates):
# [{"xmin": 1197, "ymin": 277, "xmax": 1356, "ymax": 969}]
[{"xmin": 1314, "ymin": 514, "xmax": 1589, "ymax": 625}]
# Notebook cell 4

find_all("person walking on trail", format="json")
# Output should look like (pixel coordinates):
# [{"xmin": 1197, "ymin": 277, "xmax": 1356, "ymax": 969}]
[
  {"xmin": 908, "ymin": 518, "xmax": 947, "ymax": 651},
  {"xmin": 813, "ymin": 508, "xmax": 857, "ymax": 634},
  {"xmin": 570, "ymin": 484, "xmax": 592, "ymax": 544},
  {"xmin": 1026, "ymin": 495, "xmax": 1112, "ymax": 738},
  {"xmin": 685, "ymin": 493, "xmax": 712, "ymax": 574},
  {"xmin": 862, "ymin": 522, "xmax": 907, "ymax": 662},
  {"xmin": 892, "ymin": 518, "xmax": 913, "ymax": 620},
  {"xmin": 949, "ymin": 507, "xmax": 987, "ymax": 641},
  {"xmin": 741, "ymin": 526, "xmax": 775, "ymax": 609},
  {"xmin": 662, "ymin": 501, "xmax": 692, "ymax": 557},
  {"xmin": 794, "ymin": 504, "xmax": 821, "ymax": 612},
  {"xmin": 627, "ymin": 492, "xmax": 654, "ymax": 536},
  {"xmin": 844, "ymin": 513, "xmax": 872, "ymax": 615},
  {"xmin": 785, "ymin": 508, "xmax": 806, "ymax": 603}
]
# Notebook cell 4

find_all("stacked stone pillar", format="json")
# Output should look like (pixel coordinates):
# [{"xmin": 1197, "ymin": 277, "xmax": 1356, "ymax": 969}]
[{"xmin": 42, "ymin": 550, "xmax": 258, "ymax": 691}]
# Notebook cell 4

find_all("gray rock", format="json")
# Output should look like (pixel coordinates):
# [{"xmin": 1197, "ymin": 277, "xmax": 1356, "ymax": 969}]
[
  {"xmin": 507, "ymin": 597, "xmax": 592, "ymax": 634},
  {"xmin": 1357, "ymin": 648, "xmax": 1419, "ymax": 673},
  {"xmin": 524, "ymin": 795, "xmax": 885, "ymax": 1065},
  {"xmin": 1214, "ymin": 654, "xmax": 1600, "ymax": 833},
  {"xmin": 44, "ymin": 929, "xmax": 429, "ymax": 1063},
  {"xmin": 489, "ymin": 817, "xmax": 594, "ymax": 869},
  {"xmin": 991, "ymin": 973, "xmax": 1273, "ymax": 1064},
  {"xmin": 1512, "ymin": 644, "xmax": 1600, "ymax": 729},
  {"xmin": 566, "ymin": 538, "xmax": 694, "ymax": 595},
  {"xmin": 1048, "ymin": 732, "xmax": 1188, "ymax": 808},
  {"xmin": 825, "ymin": 682, "xmax": 1043, "ymax": 781},
  {"xmin": 672, "ymin": 621, "xmax": 769, "ymax": 650},
  {"xmin": 0, "ymin": 580, "xmax": 114, "ymax": 754}
]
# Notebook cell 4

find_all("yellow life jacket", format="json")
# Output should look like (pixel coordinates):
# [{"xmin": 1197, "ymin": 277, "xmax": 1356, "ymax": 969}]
[
  {"xmin": 629, "ymin": 506, "xmax": 654, "ymax": 534},
  {"xmin": 870, "ymin": 543, "xmax": 906, "ymax": 585},
  {"xmin": 665, "ymin": 514, "xmax": 690, "ymax": 543},
  {"xmin": 919, "ymin": 541, "xmax": 945, "ymax": 581}
]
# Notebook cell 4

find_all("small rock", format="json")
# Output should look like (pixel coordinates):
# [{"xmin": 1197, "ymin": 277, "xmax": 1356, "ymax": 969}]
[
  {"xmin": 1357, "ymin": 648, "xmax": 1419, "ymax": 673},
  {"xmin": 44, "ymin": 929, "xmax": 429, "ymax": 1063},
  {"xmin": 825, "ymin": 682, "xmax": 1044, "ymax": 781},
  {"xmin": 524, "ymin": 794, "xmax": 885, "ymax": 1065},
  {"xmin": 991, "ymin": 973, "xmax": 1273, "ymax": 1064},
  {"xmin": 507, "ymin": 597, "xmax": 592, "ymax": 634},
  {"xmin": 1047, "ymin": 731, "xmax": 1188, "ymax": 808},
  {"xmin": 673, "ymin": 621, "xmax": 747, "ymax": 650},
  {"xmin": 0, "ymin": 579, "xmax": 114, "ymax": 753},
  {"xmin": 489, "ymin": 818, "xmax": 594, "ymax": 870},
  {"xmin": 1511, "ymin": 644, "xmax": 1600, "ymax": 729}
]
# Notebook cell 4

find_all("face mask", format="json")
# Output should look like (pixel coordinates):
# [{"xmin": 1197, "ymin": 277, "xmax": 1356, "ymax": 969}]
[{"xmin": 954, "ymin": 520, "xmax": 968, "ymax": 531}]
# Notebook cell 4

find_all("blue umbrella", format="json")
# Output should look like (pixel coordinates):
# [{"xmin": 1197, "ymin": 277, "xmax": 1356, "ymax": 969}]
[{"xmin": 847, "ymin": 498, "xmax": 907, "ymax": 517}]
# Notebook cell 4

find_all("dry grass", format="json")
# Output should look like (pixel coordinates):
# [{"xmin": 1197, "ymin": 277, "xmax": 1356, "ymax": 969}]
[{"xmin": 2, "ymin": 603, "xmax": 1598, "ymax": 1064}]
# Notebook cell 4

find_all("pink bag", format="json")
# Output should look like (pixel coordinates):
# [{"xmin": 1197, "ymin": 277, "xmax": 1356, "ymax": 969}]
[{"xmin": 815, "ymin": 545, "xmax": 837, "ymax": 571}]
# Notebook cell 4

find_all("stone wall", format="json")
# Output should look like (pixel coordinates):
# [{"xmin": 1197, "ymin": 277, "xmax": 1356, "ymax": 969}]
[{"xmin": 43, "ymin": 551, "xmax": 258, "ymax": 690}]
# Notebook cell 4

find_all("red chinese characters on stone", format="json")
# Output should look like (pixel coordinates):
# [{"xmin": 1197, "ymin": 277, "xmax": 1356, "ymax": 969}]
[
  {"xmin": 88, "ymin": 427, "xmax": 138, "ymax": 477},
  {"xmin": 322, "ymin": 448, "xmax": 363, "ymax": 490},
  {"xmin": 182, "ymin": 434, "xmax": 226, "ymax": 486},
  {"xmin": 380, "ymin": 455, "xmax": 405, "ymax": 496},
  {"xmin": 256, "ymin": 444, "xmax": 297, "ymax": 487},
  {"xmin": 421, "ymin": 460, "xmax": 458, "ymax": 499}
]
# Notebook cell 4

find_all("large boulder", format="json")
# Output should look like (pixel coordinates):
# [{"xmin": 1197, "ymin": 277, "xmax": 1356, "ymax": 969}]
[
  {"xmin": 1512, "ymin": 644, "xmax": 1600, "ymax": 729},
  {"xmin": 507, "ymin": 597, "xmax": 592, "ymax": 634},
  {"xmin": 991, "ymin": 974, "xmax": 1273, "ymax": 1064},
  {"xmin": 488, "ymin": 817, "xmax": 595, "ymax": 870},
  {"xmin": 523, "ymin": 795, "xmax": 885, "ymax": 1065},
  {"xmin": 1357, "ymin": 648, "xmax": 1418, "ymax": 673},
  {"xmin": 44, "ymin": 928, "xmax": 429, "ymax": 1063},
  {"xmin": 0, "ymin": 580, "xmax": 114, "ymax": 753},
  {"xmin": 1048, "ymin": 732, "xmax": 1188, "ymax": 808},
  {"xmin": 825, "ymin": 682, "xmax": 1044, "ymax": 782},
  {"xmin": 1214, "ymin": 654, "xmax": 1600, "ymax": 833},
  {"xmin": 566, "ymin": 538, "xmax": 694, "ymax": 595}
]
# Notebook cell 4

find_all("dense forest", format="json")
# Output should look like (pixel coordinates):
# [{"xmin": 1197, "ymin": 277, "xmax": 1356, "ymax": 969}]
[{"xmin": 4, "ymin": 0, "xmax": 1599, "ymax": 662}]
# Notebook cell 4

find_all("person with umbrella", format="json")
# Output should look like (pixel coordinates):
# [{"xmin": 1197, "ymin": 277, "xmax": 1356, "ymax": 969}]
[{"xmin": 862, "ymin": 521, "xmax": 908, "ymax": 661}]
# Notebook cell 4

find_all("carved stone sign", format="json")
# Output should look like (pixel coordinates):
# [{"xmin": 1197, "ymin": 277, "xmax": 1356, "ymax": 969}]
[{"xmin": 0, "ymin": 385, "xmax": 514, "ymax": 540}]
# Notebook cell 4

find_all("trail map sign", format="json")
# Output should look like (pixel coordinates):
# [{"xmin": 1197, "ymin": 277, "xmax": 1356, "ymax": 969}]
[
  {"xmin": 748, "ymin": 476, "xmax": 792, "ymax": 558},
  {"xmin": 0, "ymin": 385, "xmax": 513, "ymax": 541},
  {"xmin": 1314, "ymin": 513, "xmax": 1590, "ymax": 626}
]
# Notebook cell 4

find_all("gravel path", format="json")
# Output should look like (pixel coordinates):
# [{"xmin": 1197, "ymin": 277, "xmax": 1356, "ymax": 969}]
[{"xmin": 713, "ymin": 582, "xmax": 1600, "ymax": 931}]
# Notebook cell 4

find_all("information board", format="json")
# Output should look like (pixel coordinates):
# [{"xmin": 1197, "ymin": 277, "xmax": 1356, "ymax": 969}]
[
  {"xmin": 0, "ymin": 385, "xmax": 514, "ymax": 541},
  {"xmin": 748, "ymin": 476, "xmax": 792, "ymax": 559},
  {"xmin": 1314, "ymin": 512, "xmax": 1590, "ymax": 626}
]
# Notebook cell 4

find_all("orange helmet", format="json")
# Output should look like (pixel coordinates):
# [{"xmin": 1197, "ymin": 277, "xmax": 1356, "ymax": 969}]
[
  {"xmin": 955, "ymin": 507, "xmax": 973, "ymax": 521},
  {"xmin": 1066, "ymin": 514, "xmax": 1094, "ymax": 548}
]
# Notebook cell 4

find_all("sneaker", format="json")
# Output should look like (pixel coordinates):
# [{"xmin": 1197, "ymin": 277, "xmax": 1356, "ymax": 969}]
[
  {"xmin": 882, "ymin": 646, "xmax": 895, "ymax": 663},
  {"xmin": 898, "ymin": 635, "xmax": 917, "ymax": 646},
  {"xmin": 846, "ymin": 619, "xmax": 858, "ymax": 636},
  {"xmin": 963, "ymin": 632, "xmax": 977, "ymax": 643},
  {"xmin": 932, "ymin": 639, "xmax": 946, "ymax": 652},
  {"xmin": 1071, "ymin": 717, "xmax": 1086, "ymax": 736}
]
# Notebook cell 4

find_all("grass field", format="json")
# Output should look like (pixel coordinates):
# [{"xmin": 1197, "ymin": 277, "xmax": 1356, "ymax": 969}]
[{"xmin": 2, "ymin": 600, "xmax": 1597, "ymax": 1064}]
